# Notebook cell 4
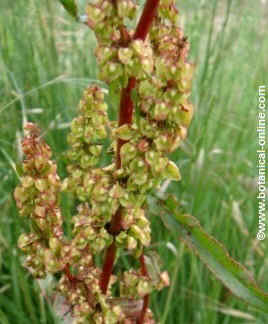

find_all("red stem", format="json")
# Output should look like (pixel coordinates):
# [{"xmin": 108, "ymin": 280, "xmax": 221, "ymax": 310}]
[
  {"xmin": 138, "ymin": 254, "xmax": 150, "ymax": 324},
  {"xmin": 116, "ymin": 76, "xmax": 136, "ymax": 169},
  {"xmin": 133, "ymin": 0, "xmax": 160, "ymax": 41},
  {"xmin": 140, "ymin": 254, "xmax": 148, "ymax": 277},
  {"xmin": 100, "ymin": 242, "xmax": 117, "ymax": 293},
  {"xmin": 64, "ymin": 264, "xmax": 75, "ymax": 281},
  {"xmin": 100, "ymin": 208, "xmax": 122, "ymax": 294},
  {"xmin": 99, "ymin": 0, "xmax": 160, "ymax": 296}
]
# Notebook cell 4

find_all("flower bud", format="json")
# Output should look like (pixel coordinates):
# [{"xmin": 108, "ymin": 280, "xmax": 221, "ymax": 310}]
[
  {"xmin": 120, "ymin": 143, "xmax": 137, "ymax": 165},
  {"xmin": 117, "ymin": 0, "xmax": 137, "ymax": 19},
  {"xmin": 137, "ymin": 279, "xmax": 152, "ymax": 297},
  {"xmin": 49, "ymin": 237, "xmax": 62, "ymax": 255},
  {"xmin": 118, "ymin": 48, "xmax": 133, "ymax": 65},
  {"xmin": 115, "ymin": 124, "xmax": 133, "ymax": 141},
  {"xmin": 18, "ymin": 233, "xmax": 37, "ymax": 252},
  {"xmin": 35, "ymin": 178, "xmax": 47, "ymax": 192},
  {"xmin": 44, "ymin": 249, "xmax": 62, "ymax": 273},
  {"xmin": 86, "ymin": 5, "xmax": 106, "ymax": 29},
  {"xmin": 153, "ymin": 102, "xmax": 169, "ymax": 121},
  {"xmin": 129, "ymin": 224, "xmax": 150, "ymax": 247},
  {"xmin": 163, "ymin": 161, "xmax": 181, "ymax": 181},
  {"xmin": 14, "ymin": 186, "xmax": 28, "ymax": 205},
  {"xmin": 21, "ymin": 176, "xmax": 34, "ymax": 188}
]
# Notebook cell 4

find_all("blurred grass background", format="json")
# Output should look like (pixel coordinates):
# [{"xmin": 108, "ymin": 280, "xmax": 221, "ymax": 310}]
[{"xmin": 0, "ymin": 0, "xmax": 267, "ymax": 323}]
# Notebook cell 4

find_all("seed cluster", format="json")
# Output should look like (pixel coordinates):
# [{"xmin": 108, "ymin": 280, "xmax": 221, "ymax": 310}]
[
  {"xmin": 14, "ymin": 0, "xmax": 194, "ymax": 323},
  {"xmin": 14, "ymin": 123, "xmax": 64, "ymax": 278}
]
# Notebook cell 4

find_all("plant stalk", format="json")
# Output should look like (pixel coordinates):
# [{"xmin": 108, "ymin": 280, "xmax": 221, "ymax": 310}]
[
  {"xmin": 99, "ymin": 0, "xmax": 160, "ymax": 303},
  {"xmin": 138, "ymin": 254, "xmax": 150, "ymax": 324}
]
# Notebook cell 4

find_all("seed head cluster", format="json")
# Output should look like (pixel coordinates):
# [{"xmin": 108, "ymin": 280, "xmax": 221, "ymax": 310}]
[{"xmin": 14, "ymin": 0, "xmax": 193, "ymax": 323}]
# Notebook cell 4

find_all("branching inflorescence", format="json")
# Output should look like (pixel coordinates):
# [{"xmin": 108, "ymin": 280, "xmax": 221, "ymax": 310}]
[{"xmin": 14, "ymin": 0, "xmax": 194, "ymax": 323}]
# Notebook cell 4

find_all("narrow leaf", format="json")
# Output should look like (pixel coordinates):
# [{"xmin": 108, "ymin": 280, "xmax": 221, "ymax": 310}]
[
  {"xmin": 59, "ymin": 0, "xmax": 78, "ymax": 19},
  {"xmin": 160, "ymin": 195, "xmax": 268, "ymax": 313}
]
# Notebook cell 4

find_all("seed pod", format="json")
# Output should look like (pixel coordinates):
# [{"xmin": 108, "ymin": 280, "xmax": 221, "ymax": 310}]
[
  {"xmin": 163, "ymin": 161, "xmax": 181, "ymax": 181},
  {"xmin": 117, "ymin": 0, "xmax": 137, "ymax": 19},
  {"xmin": 120, "ymin": 143, "xmax": 138, "ymax": 165},
  {"xmin": 129, "ymin": 224, "xmax": 151, "ymax": 247},
  {"xmin": 44, "ymin": 249, "xmax": 63, "ymax": 273},
  {"xmin": 86, "ymin": 5, "xmax": 106, "ymax": 28}
]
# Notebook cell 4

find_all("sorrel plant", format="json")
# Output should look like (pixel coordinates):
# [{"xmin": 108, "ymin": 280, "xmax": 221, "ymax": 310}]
[{"xmin": 13, "ymin": 0, "xmax": 268, "ymax": 323}]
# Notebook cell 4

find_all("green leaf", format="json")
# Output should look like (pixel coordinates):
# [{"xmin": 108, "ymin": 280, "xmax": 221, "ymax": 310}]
[
  {"xmin": 144, "ymin": 251, "xmax": 163, "ymax": 285},
  {"xmin": 58, "ymin": 0, "xmax": 78, "ymax": 19},
  {"xmin": 0, "ymin": 308, "xmax": 10, "ymax": 324},
  {"xmin": 160, "ymin": 195, "xmax": 268, "ymax": 313}
]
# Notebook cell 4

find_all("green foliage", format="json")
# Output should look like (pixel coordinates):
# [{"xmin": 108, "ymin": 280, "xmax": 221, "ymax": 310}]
[
  {"xmin": 161, "ymin": 195, "xmax": 268, "ymax": 314},
  {"xmin": 59, "ymin": 0, "xmax": 78, "ymax": 19}
]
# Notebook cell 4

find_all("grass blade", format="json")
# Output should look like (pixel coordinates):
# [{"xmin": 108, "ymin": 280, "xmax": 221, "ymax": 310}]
[
  {"xmin": 58, "ymin": 0, "xmax": 78, "ymax": 20},
  {"xmin": 160, "ymin": 195, "xmax": 268, "ymax": 314}
]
